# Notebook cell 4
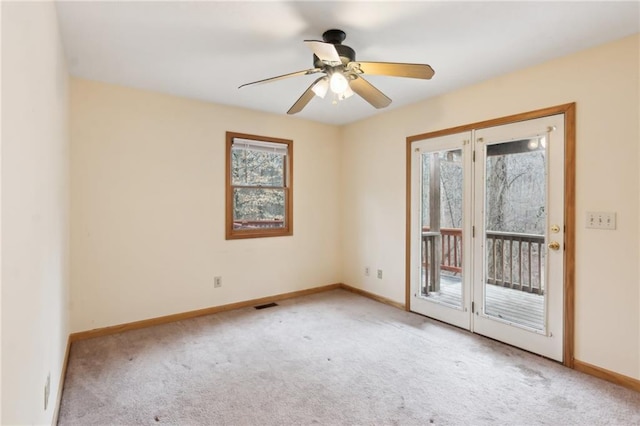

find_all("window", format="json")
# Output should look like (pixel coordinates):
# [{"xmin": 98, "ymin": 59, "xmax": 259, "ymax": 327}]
[{"xmin": 225, "ymin": 132, "xmax": 293, "ymax": 239}]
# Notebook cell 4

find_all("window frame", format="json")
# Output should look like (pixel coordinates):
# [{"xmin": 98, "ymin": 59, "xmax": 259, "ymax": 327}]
[{"xmin": 225, "ymin": 131, "xmax": 293, "ymax": 240}]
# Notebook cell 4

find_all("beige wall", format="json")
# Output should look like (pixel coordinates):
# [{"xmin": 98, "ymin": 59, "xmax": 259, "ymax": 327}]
[
  {"xmin": 341, "ymin": 34, "xmax": 640, "ymax": 379},
  {"xmin": 1, "ymin": 1, "xmax": 70, "ymax": 424},
  {"xmin": 70, "ymin": 79, "xmax": 342, "ymax": 332},
  {"xmin": 72, "ymin": 34, "xmax": 639, "ymax": 381}
]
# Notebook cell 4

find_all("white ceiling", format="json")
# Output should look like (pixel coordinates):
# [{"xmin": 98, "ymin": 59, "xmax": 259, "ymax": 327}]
[{"xmin": 55, "ymin": 1, "xmax": 639, "ymax": 126}]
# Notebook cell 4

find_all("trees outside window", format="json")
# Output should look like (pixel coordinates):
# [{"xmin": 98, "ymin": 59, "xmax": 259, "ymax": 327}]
[{"xmin": 225, "ymin": 132, "xmax": 293, "ymax": 239}]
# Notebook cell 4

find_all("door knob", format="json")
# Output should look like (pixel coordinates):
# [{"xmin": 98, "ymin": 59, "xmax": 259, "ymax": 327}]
[{"xmin": 548, "ymin": 241, "xmax": 561, "ymax": 251}]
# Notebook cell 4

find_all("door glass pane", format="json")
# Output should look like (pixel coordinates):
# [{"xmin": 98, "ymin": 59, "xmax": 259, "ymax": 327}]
[
  {"xmin": 420, "ymin": 149, "xmax": 463, "ymax": 308},
  {"xmin": 483, "ymin": 137, "xmax": 546, "ymax": 330}
]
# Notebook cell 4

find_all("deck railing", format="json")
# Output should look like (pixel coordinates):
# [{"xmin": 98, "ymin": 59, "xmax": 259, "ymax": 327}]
[
  {"xmin": 421, "ymin": 228, "xmax": 544, "ymax": 294},
  {"xmin": 422, "ymin": 227, "xmax": 463, "ymax": 274},
  {"xmin": 422, "ymin": 227, "xmax": 462, "ymax": 293},
  {"xmin": 233, "ymin": 219, "xmax": 284, "ymax": 229},
  {"xmin": 486, "ymin": 231, "xmax": 545, "ymax": 294}
]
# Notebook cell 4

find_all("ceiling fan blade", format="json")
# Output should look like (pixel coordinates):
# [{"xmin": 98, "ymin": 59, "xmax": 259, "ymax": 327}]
[
  {"xmin": 349, "ymin": 76, "xmax": 392, "ymax": 109},
  {"xmin": 354, "ymin": 61, "xmax": 435, "ymax": 80},
  {"xmin": 239, "ymin": 68, "xmax": 322, "ymax": 89},
  {"xmin": 287, "ymin": 77, "xmax": 325, "ymax": 115},
  {"xmin": 304, "ymin": 40, "xmax": 341, "ymax": 66}
]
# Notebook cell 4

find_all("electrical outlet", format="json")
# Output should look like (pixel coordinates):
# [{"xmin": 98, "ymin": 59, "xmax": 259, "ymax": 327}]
[
  {"xmin": 586, "ymin": 211, "xmax": 616, "ymax": 230},
  {"xmin": 377, "ymin": 269, "xmax": 383, "ymax": 279},
  {"xmin": 44, "ymin": 373, "xmax": 50, "ymax": 410},
  {"xmin": 364, "ymin": 267, "xmax": 370, "ymax": 276},
  {"xmin": 214, "ymin": 276, "xmax": 222, "ymax": 288}
]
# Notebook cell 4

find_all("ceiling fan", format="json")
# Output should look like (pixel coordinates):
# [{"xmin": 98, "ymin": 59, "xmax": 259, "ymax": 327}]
[{"xmin": 239, "ymin": 29, "xmax": 435, "ymax": 115}]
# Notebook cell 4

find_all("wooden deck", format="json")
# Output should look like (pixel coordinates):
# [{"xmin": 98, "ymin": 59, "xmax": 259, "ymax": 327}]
[{"xmin": 423, "ymin": 274, "xmax": 544, "ymax": 330}]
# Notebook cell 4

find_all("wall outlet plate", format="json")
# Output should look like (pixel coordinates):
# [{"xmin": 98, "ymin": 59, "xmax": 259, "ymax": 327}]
[
  {"xmin": 377, "ymin": 269, "xmax": 383, "ymax": 279},
  {"xmin": 214, "ymin": 276, "xmax": 222, "ymax": 288}
]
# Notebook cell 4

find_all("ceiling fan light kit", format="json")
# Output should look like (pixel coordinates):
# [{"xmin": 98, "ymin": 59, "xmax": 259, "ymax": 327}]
[
  {"xmin": 311, "ymin": 77, "xmax": 329, "ymax": 98},
  {"xmin": 239, "ymin": 29, "xmax": 435, "ymax": 115},
  {"xmin": 329, "ymin": 71, "xmax": 349, "ymax": 94}
]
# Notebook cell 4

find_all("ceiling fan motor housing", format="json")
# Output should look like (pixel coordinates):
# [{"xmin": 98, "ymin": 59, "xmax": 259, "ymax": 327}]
[
  {"xmin": 312, "ymin": 45, "xmax": 355, "ymax": 67},
  {"xmin": 313, "ymin": 29, "xmax": 356, "ymax": 67}
]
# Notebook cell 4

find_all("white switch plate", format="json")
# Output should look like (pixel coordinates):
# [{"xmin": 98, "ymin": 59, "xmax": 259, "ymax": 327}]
[{"xmin": 586, "ymin": 211, "xmax": 616, "ymax": 230}]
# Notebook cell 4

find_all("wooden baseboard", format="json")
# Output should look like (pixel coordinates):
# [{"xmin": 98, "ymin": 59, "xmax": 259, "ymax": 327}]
[
  {"xmin": 51, "ymin": 336, "xmax": 71, "ymax": 425},
  {"xmin": 68, "ymin": 283, "xmax": 406, "ymax": 343},
  {"xmin": 69, "ymin": 283, "xmax": 342, "ymax": 342},
  {"xmin": 339, "ymin": 284, "xmax": 405, "ymax": 310},
  {"xmin": 573, "ymin": 359, "xmax": 640, "ymax": 392}
]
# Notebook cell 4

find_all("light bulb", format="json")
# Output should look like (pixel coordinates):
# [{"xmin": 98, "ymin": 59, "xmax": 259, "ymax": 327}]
[
  {"xmin": 329, "ymin": 72, "xmax": 349, "ymax": 94},
  {"xmin": 312, "ymin": 78, "xmax": 329, "ymax": 98}
]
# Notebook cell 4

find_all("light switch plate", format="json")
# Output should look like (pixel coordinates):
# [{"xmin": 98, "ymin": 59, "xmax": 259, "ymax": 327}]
[{"xmin": 586, "ymin": 211, "xmax": 616, "ymax": 230}]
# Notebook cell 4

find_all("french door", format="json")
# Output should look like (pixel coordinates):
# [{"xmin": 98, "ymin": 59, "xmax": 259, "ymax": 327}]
[
  {"xmin": 409, "ymin": 112, "xmax": 566, "ymax": 361},
  {"xmin": 409, "ymin": 132, "xmax": 472, "ymax": 330}
]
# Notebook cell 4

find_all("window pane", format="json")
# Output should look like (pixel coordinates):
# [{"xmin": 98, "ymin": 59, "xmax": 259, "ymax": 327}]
[
  {"xmin": 233, "ymin": 187, "xmax": 285, "ymax": 229},
  {"xmin": 226, "ymin": 132, "xmax": 292, "ymax": 240},
  {"xmin": 231, "ymin": 147, "xmax": 285, "ymax": 187}
]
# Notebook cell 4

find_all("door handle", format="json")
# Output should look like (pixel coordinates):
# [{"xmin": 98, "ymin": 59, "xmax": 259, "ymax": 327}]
[{"xmin": 548, "ymin": 241, "xmax": 561, "ymax": 251}]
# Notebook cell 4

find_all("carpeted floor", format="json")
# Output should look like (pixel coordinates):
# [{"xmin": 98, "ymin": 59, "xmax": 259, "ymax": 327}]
[{"xmin": 58, "ymin": 289, "xmax": 640, "ymax": 425}]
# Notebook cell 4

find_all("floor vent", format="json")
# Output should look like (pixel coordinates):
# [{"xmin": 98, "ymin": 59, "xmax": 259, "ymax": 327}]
[{"xmin": 254, "ymin": 302, "xmax": 279, "ymax": 310}]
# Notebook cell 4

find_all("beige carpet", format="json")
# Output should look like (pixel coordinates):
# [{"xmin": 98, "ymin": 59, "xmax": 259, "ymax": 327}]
[{"xmin": 58, "ymin": 289, "xmax": 640, "ymax": 425}]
